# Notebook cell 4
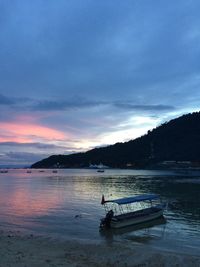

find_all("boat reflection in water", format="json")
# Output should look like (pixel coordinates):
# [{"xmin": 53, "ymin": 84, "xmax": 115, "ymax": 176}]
[{"xmin": 100, "ymin": 216, "xmax": 167, "ymax": 244}]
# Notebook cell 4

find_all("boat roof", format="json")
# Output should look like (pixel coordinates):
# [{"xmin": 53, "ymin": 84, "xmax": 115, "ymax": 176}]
[{"xmin": 104, "ymin": 194, "xmax": 159, "ymax": 205}]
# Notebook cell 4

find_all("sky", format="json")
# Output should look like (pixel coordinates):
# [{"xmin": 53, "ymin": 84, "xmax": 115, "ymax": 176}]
[{"xmin": 0, "ymin": 0, "xmax": 200, "ymax": 166}]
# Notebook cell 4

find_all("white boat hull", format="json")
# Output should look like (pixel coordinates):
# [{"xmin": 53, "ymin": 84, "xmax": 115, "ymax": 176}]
[{"xmin": 110, "ymin": 209, "xmax": 163, "ymax": 229}]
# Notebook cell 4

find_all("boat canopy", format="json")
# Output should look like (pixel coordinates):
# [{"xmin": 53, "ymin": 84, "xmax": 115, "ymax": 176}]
[{"xmin": 104, "ymin": 194, "xmax": 159, "ymax": 205}]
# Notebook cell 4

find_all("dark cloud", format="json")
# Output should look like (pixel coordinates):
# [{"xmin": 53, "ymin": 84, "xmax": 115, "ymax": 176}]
[
  {"xmin": 0, "ymin": 94, "xmax": 15, "ymax": 105},
  {"xmin": 0, "ymin": 141, "xmax": 80, "ymax": 155},
  {"xmin": 34, "ymin": 99, "xmax": 176, "ymax": 113},
  {"xmin": 0, "ymin": 93, "xmax": 175, "ymax": 113},
  {"xmin": 0, "ymin": 142, "xmax": 77, "ymax": 166},
  {"xmin": 114, "ymin": 103, "xmax": 175, "ymax": 112},
  {"xmin": 33, "ymin": 97, "xmax": 105, "ymax": 111},
  {"xmin": 0, "ymin": 142, "xmax": 66, "ymax": 150},
  {"xmin": 0, "ymin": 151, "xmax": 48, "ymax": 165}
]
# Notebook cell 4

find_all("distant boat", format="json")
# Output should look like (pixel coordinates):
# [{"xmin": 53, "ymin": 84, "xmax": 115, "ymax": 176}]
[
  {"xmin": 52, "ymin": 170, "xmax": 58, "ymax": 173},
  {"xmin": 97, "ymin": 169, "xmax": 105, "ymax": 173},
  {"xmin": 100, "ymin": 194, "xmax": 166, "ymax": 229},
  {"xmin": 0, "ymin": 170, "xmax": 8, "ymax": 173},
  {"xmin": 26, "ymin": 170, "xmax": 32, "ymax": 173}
]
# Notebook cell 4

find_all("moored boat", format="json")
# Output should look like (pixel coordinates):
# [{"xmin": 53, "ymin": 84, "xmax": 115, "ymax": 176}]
[
  {"xmin": 100, "ymin": 194, "xmax": 166, "ymax": 229},
  {"xmin": 0, "ymin": 170, "xmax": 8, "ymax": 173},
  {"xmin": 97, "ymin": 169, "xmax": 105, "ymax": 173}
]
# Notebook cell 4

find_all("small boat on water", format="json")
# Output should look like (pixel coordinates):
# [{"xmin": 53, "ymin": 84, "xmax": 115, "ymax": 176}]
[
  {"xmin": 100, "ymin": 194, "xmax": 166, "ymax": 229},
  {"xmin": 0, "ymin": 170, "xmax": 8, "ymax": 173},
  {"xmin": 97, "ymin": 169, "xmax": 105, "ymax": 173}
]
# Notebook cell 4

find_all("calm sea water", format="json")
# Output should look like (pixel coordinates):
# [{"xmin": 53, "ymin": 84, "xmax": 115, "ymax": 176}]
[{"xmin": 0, "ymin": 168, "xmax": 199, "ymax": 255}]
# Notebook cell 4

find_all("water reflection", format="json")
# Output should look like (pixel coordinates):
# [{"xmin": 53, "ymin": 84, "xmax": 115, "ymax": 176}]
[
  {"xmin": 100, "ymin": 217, "xmax": 167, "ymax": 244},
  {"xmin": 0, "ymin": 168, "xmax": 199, "ymax": 253}
]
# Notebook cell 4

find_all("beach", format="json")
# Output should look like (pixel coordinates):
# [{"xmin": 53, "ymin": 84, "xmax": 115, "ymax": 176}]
[{"xmin": 0, "ymin": 231, "xmax": 199, "ymax": 267}]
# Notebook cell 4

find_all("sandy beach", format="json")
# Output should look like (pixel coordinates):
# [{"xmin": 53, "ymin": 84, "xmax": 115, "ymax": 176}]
[{"xmin": 0, "ymin": 231, "xmax": 199, "ymax": 267}]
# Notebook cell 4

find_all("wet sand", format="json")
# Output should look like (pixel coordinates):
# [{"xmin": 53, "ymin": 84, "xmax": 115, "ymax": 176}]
[{"xmin": 0, "ymin": 231, "xmax": 199, "ymax": 267}]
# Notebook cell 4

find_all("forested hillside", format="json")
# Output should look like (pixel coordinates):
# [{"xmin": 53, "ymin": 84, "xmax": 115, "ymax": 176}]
[{"xmin": 31, "ymin": 112, "xmax": 200, "ymax": 168}]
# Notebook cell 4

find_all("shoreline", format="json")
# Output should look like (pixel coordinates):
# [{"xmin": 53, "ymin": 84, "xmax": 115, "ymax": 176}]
[{"xmin": 1, "ymin": 231, "xmax": 200, "ymax": 267}]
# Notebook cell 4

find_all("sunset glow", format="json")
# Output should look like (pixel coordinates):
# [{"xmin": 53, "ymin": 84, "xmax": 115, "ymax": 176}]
[{"xmin": 0, "ymin": 122, "xmax": 67, "ymax": 143}]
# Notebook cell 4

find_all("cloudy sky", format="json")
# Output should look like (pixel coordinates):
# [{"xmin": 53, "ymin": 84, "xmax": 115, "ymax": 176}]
[{"xmin": 0, "ymin": 0, "xmax": 200, "ymax": 166}]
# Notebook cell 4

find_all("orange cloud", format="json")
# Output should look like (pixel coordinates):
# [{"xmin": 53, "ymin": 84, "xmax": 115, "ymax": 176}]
[{"xmin": 0, "ymin": 121, "xmax": 67, "ymax": 143}]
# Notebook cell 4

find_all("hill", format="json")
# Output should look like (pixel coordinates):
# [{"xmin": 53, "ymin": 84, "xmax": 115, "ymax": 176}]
[{"xmin": 31, "ymin": 111, "xmax": 200, "ymax": 169}]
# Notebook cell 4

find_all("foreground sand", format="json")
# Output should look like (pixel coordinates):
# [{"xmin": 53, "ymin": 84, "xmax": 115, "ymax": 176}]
[{"xmin": 0, "ymin": 231, "xmax": 199, "ymax": 267}]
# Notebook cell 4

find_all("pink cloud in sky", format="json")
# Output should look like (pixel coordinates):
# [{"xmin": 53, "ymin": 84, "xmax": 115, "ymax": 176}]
[{"xmin": 0, "ymin": 121, "xmax": 67, "ymax": 143}]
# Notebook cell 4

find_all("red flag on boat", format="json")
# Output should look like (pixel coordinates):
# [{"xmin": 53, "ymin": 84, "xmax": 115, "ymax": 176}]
[{"xmin": 101, "ymin": 194, "xmax": 105, "ymax": 205}]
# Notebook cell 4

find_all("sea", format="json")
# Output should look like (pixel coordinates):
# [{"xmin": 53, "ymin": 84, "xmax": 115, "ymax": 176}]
[{"xmin": 0, "ymin": 168, "xmax": 199, "ymax": 255}]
